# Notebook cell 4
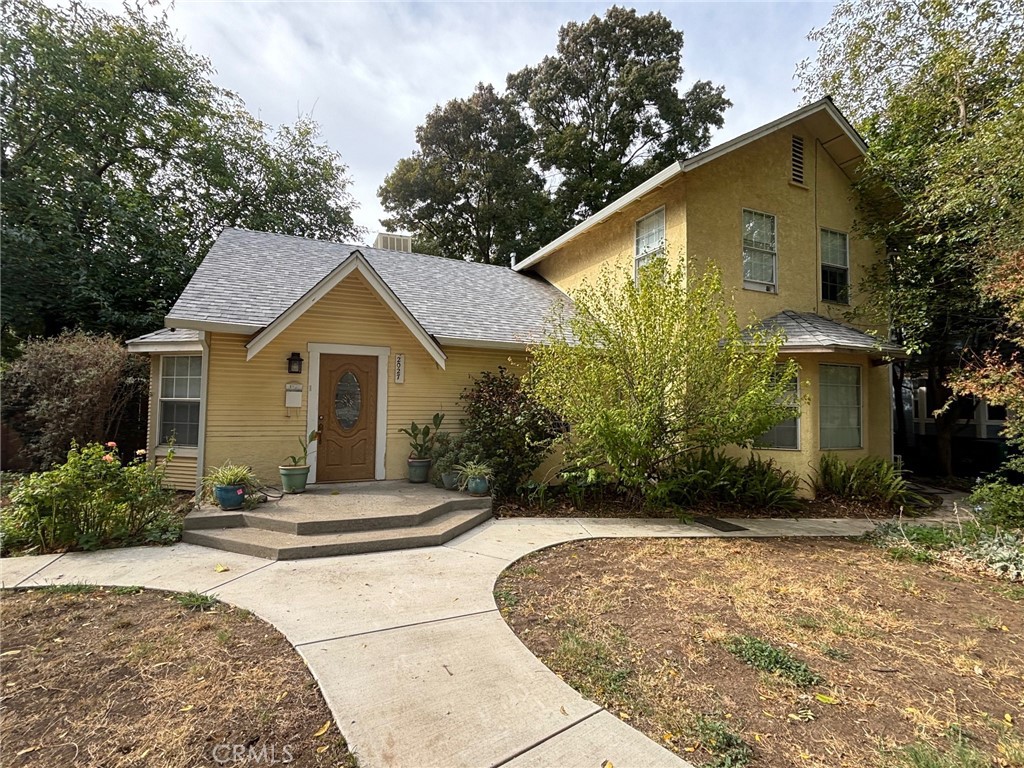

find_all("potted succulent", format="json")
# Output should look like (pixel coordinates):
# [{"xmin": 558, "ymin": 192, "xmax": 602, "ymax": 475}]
[
  {"xmin": 399, "ymin": 413, "xmax": 444, "ymax": 483},
  {"xmin": 279, "ymin": 430, "xmax": 319, "ymax": 494},
  {"xmin": 203, "ymin": 462, "xmax": 258, "ymax": 510},
  {"xmin": 455, "ymin": 460, "xmax": 493, "ymax": 497}
]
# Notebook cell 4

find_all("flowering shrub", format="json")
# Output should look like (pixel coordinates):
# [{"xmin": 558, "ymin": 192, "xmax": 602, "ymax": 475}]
[{"xmin": 1, "ymin": 442, "xmax": 180, "ymax": 554}]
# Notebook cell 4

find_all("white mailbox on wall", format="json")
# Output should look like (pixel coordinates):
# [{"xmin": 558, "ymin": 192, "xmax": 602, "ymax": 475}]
[{"xmin": 284, "ymin": 381, "xmax": 303, "ymax": 408}]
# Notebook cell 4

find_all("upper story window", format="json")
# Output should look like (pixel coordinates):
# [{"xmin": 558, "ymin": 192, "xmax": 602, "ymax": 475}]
[
  {"xmin": 742, "ymin": 209, "xmax": 777, "ymax": 293},
  {"xmin": 159, "ymin": 355, "xmax": 201, "ymax": 447},
  {"xmin": 634, "ymin": 207, "xmax": 666, "ymax": 282},
  {"xmin": 791, "ymin": 135, "xmax": 806, "ymax": 185},
  {"xmin": 821, "ymin": 229, "xmax": 850, "ymax": 304}
]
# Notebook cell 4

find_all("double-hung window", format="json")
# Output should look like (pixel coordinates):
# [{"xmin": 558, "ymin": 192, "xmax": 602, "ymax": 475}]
[
  {"xmin": 756, "ymin": 367, "xmax": 800, "ymax": 450},
  {"xmin": 821, "ymin": 229, "xmax": 850, "ymax": 304},
  {"xmin": 634, "ymin": 207, "xmax": 666, "ymax": 283},
  {"xmin": 819, "ymin": 364, "xmax": 861, "ymax": 449},
  {"xmin": 159, "ymin": 356, "xmax": 201, "ymax": 447},
  {"xmin": 742, "ymin": 209, "xmax": 777, "ymax": 292}
]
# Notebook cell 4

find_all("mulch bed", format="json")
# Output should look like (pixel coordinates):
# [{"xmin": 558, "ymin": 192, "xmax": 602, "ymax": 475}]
[
  {"xmin": 496, "ymin": 537, "xmax": 1023, "ymax": 768},
  {"xmin": 495, "ymin": 494, "xmax": 932, "ymax": 520},
  {"xmin": 0, "ymin": 588, "xmax": 356, "ymax": 767}
]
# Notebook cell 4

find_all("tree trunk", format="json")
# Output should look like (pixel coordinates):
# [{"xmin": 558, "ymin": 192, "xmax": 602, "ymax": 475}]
[{"xmin": 892, "ymin": 361, "xmax": 908, "ymax": 458}]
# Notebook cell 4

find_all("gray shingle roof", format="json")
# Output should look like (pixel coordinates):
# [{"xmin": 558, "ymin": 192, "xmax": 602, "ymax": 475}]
[
  {"xmin": 167, "ymin": 228, "xmax": 571, "ymax": 346},
  {"xmin": 754, "ymin": 310, "xmax": 905, "ymax": 356},
  {"xmin": 126, "ymin": 328, "xmax": 200, "ymax": 346}
]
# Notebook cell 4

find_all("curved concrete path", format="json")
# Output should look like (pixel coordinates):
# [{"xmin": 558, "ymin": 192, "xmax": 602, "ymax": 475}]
[{"xmin": 1, "ymin": 516, "xmax": 880, "ymax": 767}]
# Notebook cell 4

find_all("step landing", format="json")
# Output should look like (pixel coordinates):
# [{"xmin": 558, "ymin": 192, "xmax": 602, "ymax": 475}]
[{"xmin": 182, "ymin": 481, "xmax": 492, "ymax": 560}]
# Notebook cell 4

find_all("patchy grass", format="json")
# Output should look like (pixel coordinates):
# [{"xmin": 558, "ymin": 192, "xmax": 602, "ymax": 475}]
[
  {"xmin": 172, "ymin": 589, "xmax": 218, "ymax": 612},
  {"xmin": 496, "ymin": 538, "xmax": 1023, "ymax": 768},
  {"xmin": 0, "ymin": 588, "xmax": 356, "ymax": 767}
]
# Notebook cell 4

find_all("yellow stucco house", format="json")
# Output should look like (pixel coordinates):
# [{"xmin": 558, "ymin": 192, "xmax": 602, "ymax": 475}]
[
  {"xmin": 511, "ymin": 97, "xmax": 903, "ymax": 480},
  {"xmin": 128, "ymin": 97, "xmax": 902, "ymax": 493}
]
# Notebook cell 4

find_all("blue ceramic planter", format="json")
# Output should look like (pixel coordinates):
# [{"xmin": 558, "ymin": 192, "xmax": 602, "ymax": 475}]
[{"xmin": 214, "ymin": 484, "xmax": 246, "ymax": 510}]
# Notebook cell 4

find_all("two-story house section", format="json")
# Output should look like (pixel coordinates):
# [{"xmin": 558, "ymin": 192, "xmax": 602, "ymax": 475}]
[{"xmin": 513, "ymin": 97, "xmax": 905, "ymax": 482}]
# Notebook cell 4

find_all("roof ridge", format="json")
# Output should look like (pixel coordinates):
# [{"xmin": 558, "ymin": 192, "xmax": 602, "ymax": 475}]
[{"xmin": 225, "ymin": 226, "xmax": 520, "ymax": 273}]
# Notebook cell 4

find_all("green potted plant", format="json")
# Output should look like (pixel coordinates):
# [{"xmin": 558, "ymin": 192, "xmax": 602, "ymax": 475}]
[
  {"xmin": 203, "ymin": 462, "xmax": 258, "ymax": 510},
  {"xmin": 455, "ymin": 460, "xmax": 493, "ymax": 497},
  {"xmin": 399, "ymin": 413, "xmax": 444, "ymax": 483},
  {"xmin": 431, "ymin": 433, "xmax": 460, "ymax": 490},
  {"xmin": 279, "ymin": 430, "xmax": 319, "ymax": 494}
]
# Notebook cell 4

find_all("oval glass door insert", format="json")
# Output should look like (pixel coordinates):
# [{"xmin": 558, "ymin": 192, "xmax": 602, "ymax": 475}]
[{"xmin": 334, "ymin": 371, "xmax": 361, "ymax": 429}]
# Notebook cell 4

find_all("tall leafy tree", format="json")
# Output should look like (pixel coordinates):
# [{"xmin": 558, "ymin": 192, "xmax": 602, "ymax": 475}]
[
  {"xmin": 1, "ymin": 0, "xmax": 360, "ymax": 344},
  {"xmin": 797, "ymin": 0, "xmax": 1024, "ymax": 474},
  {"xmin": 507, "ymin": 6, "xmax": 730, "ymax": 226},
  {"xmin": 378, "ymin": 84, "xmax": 552, "ymax": 266}
]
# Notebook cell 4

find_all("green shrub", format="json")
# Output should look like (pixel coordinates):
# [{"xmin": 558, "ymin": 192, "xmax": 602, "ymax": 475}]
[
  {"xmin": 724, "ymin": 634, "xmax": 823, "ymax": 687},
  {"xmin": 868, "ymin": 521, "xmax": 1023, "ymax": 582},
  {"xmin": 460, "ymin": 367, "xmax": 560, "ymax": 499},
  {"xmin": 1, "ymin": 332, "xmax": 148, "ymax": 470},
  {"xmin": 969, "ymin": 457, "xmax": 1024, "ymax": 529},
  {"xmin": 653, "ymin": 450, "xmax": 803, "ymax": 512},
  {"xmin": 2, "ymin": 442, "xmax": 178, "ymax": 554},
  {"xmin": 812, "ymin": 453, "xmax": 927, "ymax": 508}
]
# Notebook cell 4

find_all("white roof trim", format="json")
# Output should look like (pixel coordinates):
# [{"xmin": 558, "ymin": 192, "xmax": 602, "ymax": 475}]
[
  {"xmin": 513, "ymin": 161, "xmax": 682, "ymax": 273},
  {"xmin": 679, "ymin": 99, "xmax": 866, "ymax": 173},
  {"xmin": 780, "ymin": 344, "xmax": 907, "ymax": 358},
  {"xmin": 126, "ymin": 341, "xmax": 204, "ymax": 353},
  {"xmin": 513, "ymin": 98, "xmax": 866, "ymax": 274},
  {"xmin": 244, "ymin": 250, "xmax": 447, "ymax": 368},
  {"xmin": 435, "ymin": 336, "xmax": 530, "ymax": 351},
  {"xmin": 163, "ymin": 317, "xmax": 263, "ymax": 335}
]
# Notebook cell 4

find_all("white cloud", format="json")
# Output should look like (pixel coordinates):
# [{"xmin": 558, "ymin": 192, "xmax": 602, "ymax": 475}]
[{"xmin": 85, "ymin": 0, "xmax": 837, "ymax": 242}]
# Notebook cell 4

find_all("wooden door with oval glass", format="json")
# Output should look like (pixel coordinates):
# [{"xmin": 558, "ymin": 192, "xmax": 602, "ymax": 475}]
[{"xmin": 317, "ymin": 354, "xmax": 377, "ymax": 482}]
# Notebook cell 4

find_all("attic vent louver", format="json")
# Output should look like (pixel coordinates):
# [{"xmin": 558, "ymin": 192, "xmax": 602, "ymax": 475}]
[
  {"xmin": 791, "ymin": 135, "xmax": 805, "ymax": 185},
  {"xmin": 373, "ymin": 232, "xmax": 413, "ymax": 253}
]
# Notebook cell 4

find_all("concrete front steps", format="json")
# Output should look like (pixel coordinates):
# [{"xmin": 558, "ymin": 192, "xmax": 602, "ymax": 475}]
[{"xmin": 181, "ymin": 481, "xmax": 492, "ymax": 560}]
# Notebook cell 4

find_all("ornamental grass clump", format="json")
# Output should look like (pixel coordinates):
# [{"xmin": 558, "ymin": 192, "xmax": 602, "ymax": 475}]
[{"xmin": 2, "ymin": 442, "xmax": 179, "ymax": 555}]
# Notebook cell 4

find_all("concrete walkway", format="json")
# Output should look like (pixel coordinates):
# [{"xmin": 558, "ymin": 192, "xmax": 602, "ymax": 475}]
[{"xmin": 1, "ymin": 516, "xmax": 881, "ymax": 768}]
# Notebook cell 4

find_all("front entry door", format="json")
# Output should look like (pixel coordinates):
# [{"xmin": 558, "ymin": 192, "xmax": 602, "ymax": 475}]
[{"xmin": 317, "ymin": 354, "xmax": 377, "ymax": 482}]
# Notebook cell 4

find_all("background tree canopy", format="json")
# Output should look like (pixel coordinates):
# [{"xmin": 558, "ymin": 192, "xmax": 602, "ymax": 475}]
[
  {"xmin": 379, "ymin": 6, "xmax": 730, "ymax": 265},
  {"xmin": 1, "ymin": 0, "xmax": 361, "ymax": 346},
  {"xmin": 797, "ymin": 0, "xmax": 1024, "ymax": 475}
]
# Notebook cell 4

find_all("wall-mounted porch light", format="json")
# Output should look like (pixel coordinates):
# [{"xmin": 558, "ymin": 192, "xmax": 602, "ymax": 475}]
[{"xmin": 287, "ymin": 352, "xmax": 304, "ymax": 374}]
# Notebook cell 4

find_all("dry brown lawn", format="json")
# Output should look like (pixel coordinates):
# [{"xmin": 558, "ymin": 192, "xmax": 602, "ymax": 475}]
[
  {"xmin": 0, "ymin": 587, "xmax": 355, "ymax": 767},
  {"xmin": 496, "ymin": 538, "xmax": 1024, "ymax": 768}
]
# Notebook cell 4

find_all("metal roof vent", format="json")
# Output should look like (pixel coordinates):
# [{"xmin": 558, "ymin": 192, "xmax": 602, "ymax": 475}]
[{"xmin": 373, "ymin": 233, "xmax": 413, "ymax": 252}]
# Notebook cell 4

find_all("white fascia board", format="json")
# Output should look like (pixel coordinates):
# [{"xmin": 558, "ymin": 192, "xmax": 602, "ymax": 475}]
[
  {"xmin": 434, "ymin": 336, "xmax": 531, "ymax": 352},
  {"xmin": 163, "ymin": 317, "xmax": 263, "ymax": 335},
  {"xmin": 780, "ymin": 343, "xmax": 907, "ymax": 358},
  {"xmin": 512, "ymin": 161, "xmax": 683, "ymax": 272},
  {"xmin": 245, "ymin": 251, "xmax": 447, "ymax": 369},
  {"xmin": 126, "ymin": 341, "xmax": 203, "ymax": 353},
  {"xmin": 680, "ymin": 98, "xmax": 867, "ymax": 174}
]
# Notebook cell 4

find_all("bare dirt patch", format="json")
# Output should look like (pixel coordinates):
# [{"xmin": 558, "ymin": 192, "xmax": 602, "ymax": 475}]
[
  {"xmin": 496, "ymin": 538, "xmax": 1023, "ymax": 767},
  {"xmin": 0, "ymin": 588, "xmax": 355, "ymax": 767}
]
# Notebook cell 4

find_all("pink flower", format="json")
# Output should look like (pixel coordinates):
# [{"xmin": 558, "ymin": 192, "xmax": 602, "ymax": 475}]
[
  {"xmin": 102, "ymin": 454, "xmax": 114, "ymax": 462},
  {"xmin": 105, "ymin": 441, "xmax": 117, "ymax": 448}
]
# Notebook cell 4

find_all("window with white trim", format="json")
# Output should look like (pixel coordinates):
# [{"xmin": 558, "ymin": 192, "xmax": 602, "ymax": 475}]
[
  {"xmin": 742, "ymin": 209, "xmax": 777, "ymax": 292},
  {"xmin": 755, "ymin": 367, "xmax": 800, "ymax": 450},
  {"xmin": 819, "ymin": 364, "xmax": 861, "ymax": 449},
  {"xmin": 634, "ymin": 207, "xmax": 666, "ymax": 282},
  {"xmin": 159, "ymin": 356, "xmax": 201, "ymax": 446},
  {"xmin": 821, "ymin": 229, "xmax": 850, "ymax": 304}
]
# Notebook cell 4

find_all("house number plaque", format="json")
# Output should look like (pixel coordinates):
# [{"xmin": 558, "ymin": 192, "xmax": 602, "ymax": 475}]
[{"xmin": 394, "ymin": 354, "xmax": 405, "ymax": 384}]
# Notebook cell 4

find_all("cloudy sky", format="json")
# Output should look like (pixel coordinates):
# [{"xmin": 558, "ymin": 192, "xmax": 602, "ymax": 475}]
[{"xmin": 94, "ymin": 1, "xmax": 837, "ymax": 243}]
